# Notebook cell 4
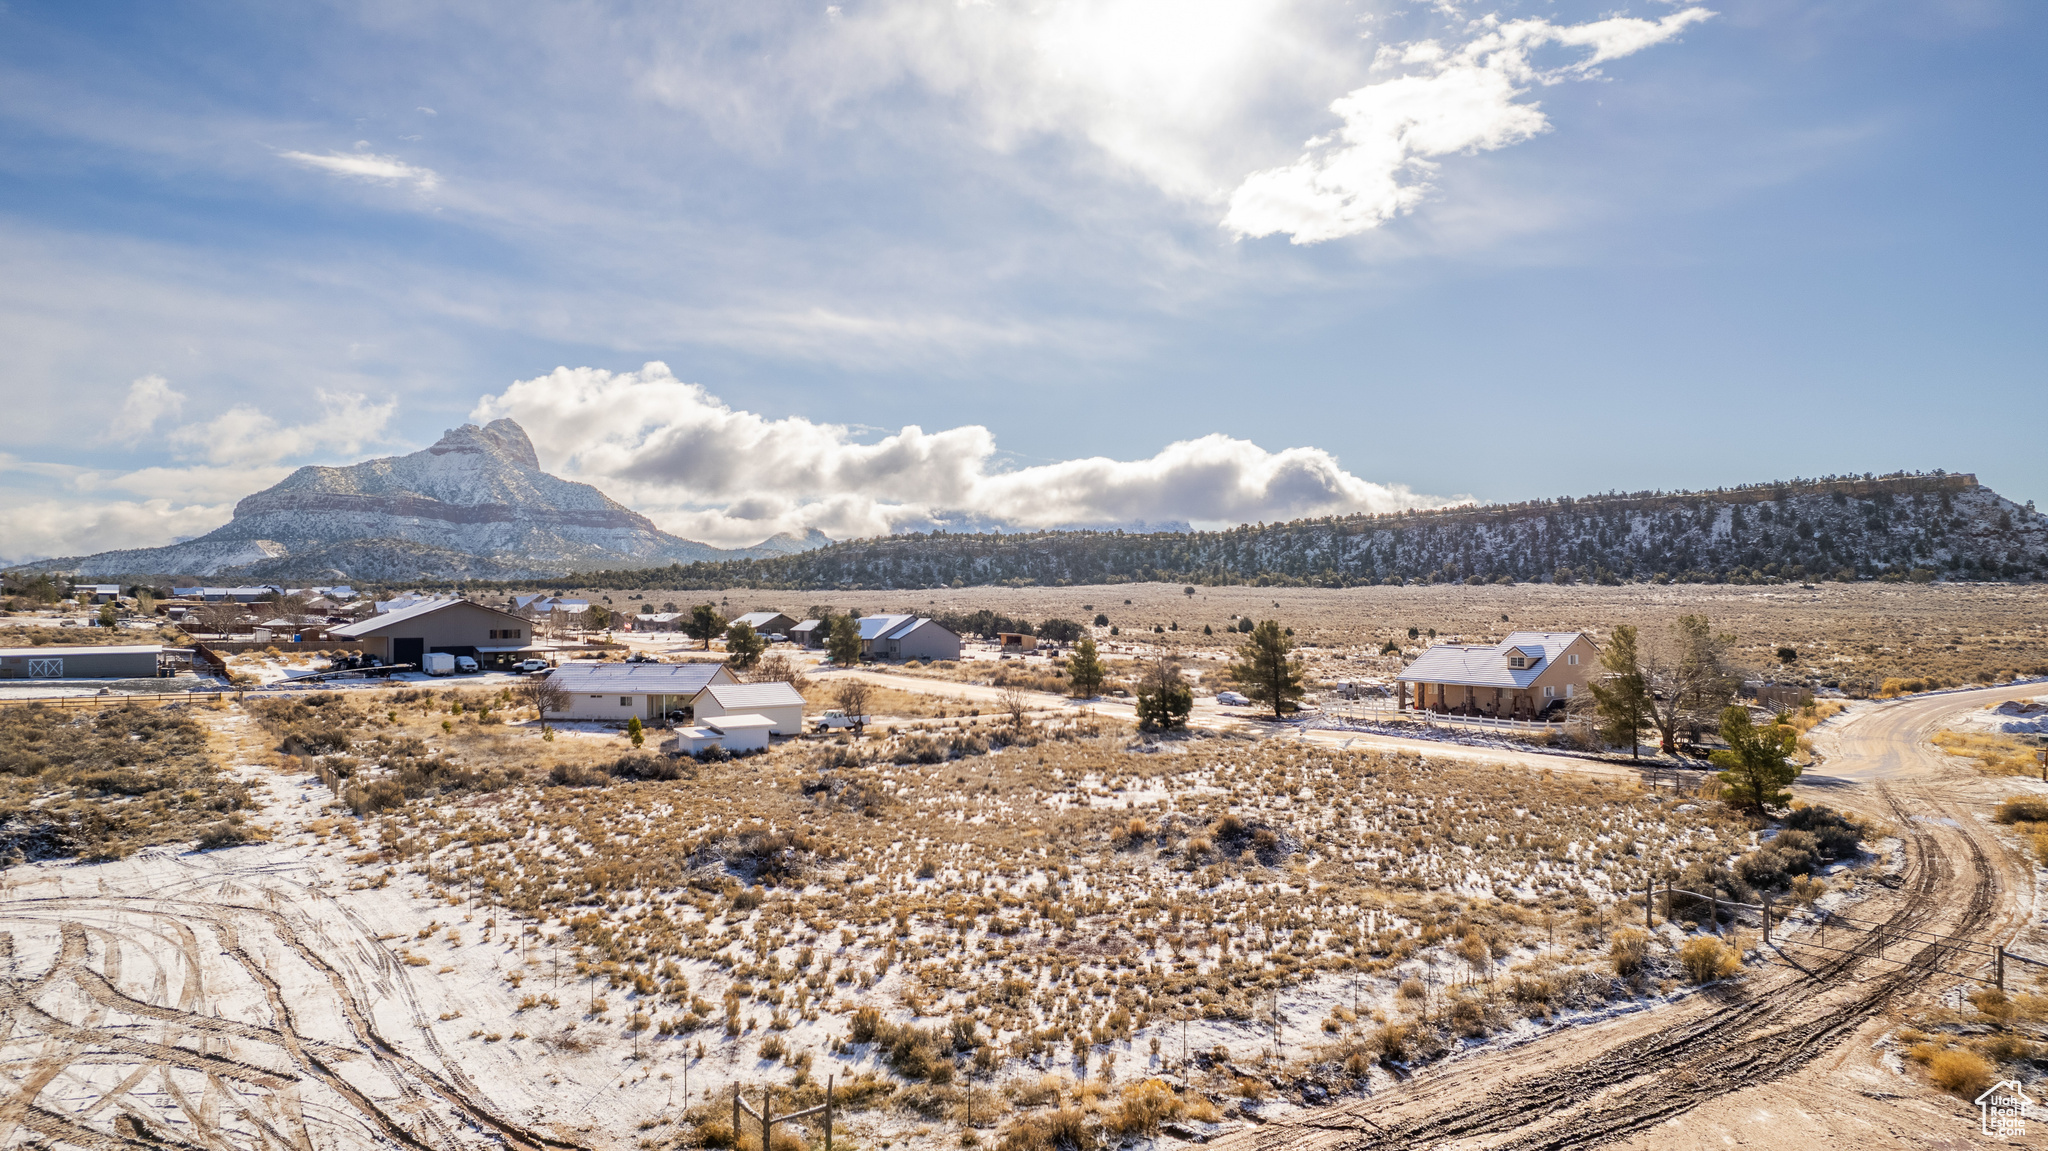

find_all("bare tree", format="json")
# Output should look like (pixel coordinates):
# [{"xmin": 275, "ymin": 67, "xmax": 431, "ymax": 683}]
[
  {"xmin": 514, "ymin": 674, "xmax": 570, "ymax": 721},
  {"xmin": 1638, "ymin": 615, "xmax": 1737, "ymax": 755},
  {"xmin": 191, "ymin": 600, "xmax": 247, "ymax": 638},
  {"xmin": 996, "ymin": 686, "xmax": 1030, "ymax": 729},
  {"xmin": 274, "ymin": 592, "xmax": 315, "ymax": 630},
  {"xmin": 745, "ymin": 653, "xmax": 803, "ymax": 685},
  {"xmin": 833, "ymin": 678, "xmax": 873, "ymax": 735}
]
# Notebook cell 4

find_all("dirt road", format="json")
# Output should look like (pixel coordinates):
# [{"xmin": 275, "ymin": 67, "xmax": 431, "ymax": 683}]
[{"xmin": 1204, "ymin": 683, "xmax": 2046, "ymax": 1151}]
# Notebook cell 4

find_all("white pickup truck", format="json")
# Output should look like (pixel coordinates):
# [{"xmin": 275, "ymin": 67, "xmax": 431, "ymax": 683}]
[{"xmin": 812, "ymin": 709, "xmax": 873, "ymax": 732}]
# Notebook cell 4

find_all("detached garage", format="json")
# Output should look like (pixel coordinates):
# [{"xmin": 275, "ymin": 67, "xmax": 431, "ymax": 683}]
[
  {"xmin": 328, "ymin": 598, "xmax": 537, "ymax": 669},
  {"xmin": 691, "ymin": 680, "xmax": 806, "ymax": 735},
  {"xmin": 0, "ymin": 645, "xmax": 163, "ymax": 679}
]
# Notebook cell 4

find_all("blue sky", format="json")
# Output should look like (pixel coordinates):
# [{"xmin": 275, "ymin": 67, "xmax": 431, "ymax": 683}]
[{"xmin": 1, "ymin": 1, "xmax": 2042, "ymax": 560}]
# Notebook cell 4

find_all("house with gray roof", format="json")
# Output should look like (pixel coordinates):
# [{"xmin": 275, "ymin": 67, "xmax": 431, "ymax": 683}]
[
  {"xmin": 542, "ymin": 660, "xmax": 740, "ymax": 722},
  {"xmin": 1394, "ymin": 631, "xmax": 1598, "ymax": 720}
]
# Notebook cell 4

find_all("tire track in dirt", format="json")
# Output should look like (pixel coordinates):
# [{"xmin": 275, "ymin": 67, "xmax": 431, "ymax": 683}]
[{"xmin": 1218, "ymin": 726, "xmax": 2011, "ymax": 1151}]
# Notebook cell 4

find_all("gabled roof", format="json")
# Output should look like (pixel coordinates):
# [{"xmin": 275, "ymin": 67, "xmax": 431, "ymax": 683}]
[
  {"xmin": 547, "ymin": 661, "xmax": 737, "ymax": 695},
  {"xmin": 857, "ymin": 614, "xmax": 916, "ymax": 641},
  {"xmin": 706, "ymin": 714, "xmax": 777, "ymax": 731},
  {"xmin": 730, "ymin": 611, "xmax": 792, "ymax": 630},
  {"xmin": 697, "ymin": 681, "xmax": 805, "ymax": 709},
  {"xmin": 880, "ymin": 617, "xmax": 953, "ymax": 641},
  {"xmin": 789, "ymin": 619, "xmax": 823, "ymax": 633},
  {"xmin": 1396, "ymin": 632, "xmax": 1593, "ymax": 689},
  {"xmin": 331, "ymin": 597, "xmax": 526, "ymax": 638}
]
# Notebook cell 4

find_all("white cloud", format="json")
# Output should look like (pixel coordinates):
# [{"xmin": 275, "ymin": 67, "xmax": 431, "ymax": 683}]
[
  {"xmin": 1225, "ymin": 8, "xmax": 1713, "ymax": 243},
  {"xmin": 166, "ymin": 389, "xmax": 397, "ymax": 467},
  {"xmin": 106, "ymin": 374, "xmax": 187, "ymax": 443},
  {"xmin": 474, "ymin": 362, "xmax": 1449, "ymax": 547},
  {"xmin": 280, "ymin": 149, "xmax": 440, "ymax": 191},
  {"xmin": 0, "ymin": 498, "xmax": 235, "ymax": 566}
]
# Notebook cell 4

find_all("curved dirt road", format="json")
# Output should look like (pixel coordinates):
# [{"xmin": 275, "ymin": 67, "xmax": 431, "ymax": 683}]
[{"xmin": 1207, "ymin": 682, "xmax": 2046, "ymax": 1151}]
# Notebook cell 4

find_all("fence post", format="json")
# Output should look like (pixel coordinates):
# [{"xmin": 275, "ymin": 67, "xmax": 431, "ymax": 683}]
[
  {"xmin": 825, "ymin": 1076, "xmax": 834, "ymax": 1151},
  {"xmin": 1997, "ymin": 946, "xmax": 2006, "ymax": 992},
  {"xmin": 1645, "ymin": 880, "xmax": 1653, "ymax": 931},
  {"xmin": 1761, "ymin": 895, "xmax": 1770, "ymax": 945},
  {"xmin": 762, "ymin": 1086, "xmax": 772, "ymax": 1151},
  {"xmin": 733, "ymin": 1086, "xmax": 741, "ymax": 1149}
]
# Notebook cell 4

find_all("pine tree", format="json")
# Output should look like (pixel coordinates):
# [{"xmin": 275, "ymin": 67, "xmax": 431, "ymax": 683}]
[
  {"xmin": 827, "ymin": 615, "xmax": 863, "ymax": 666},
  {"xmin": 1590, "ymin": 624, "xmax": 1652, "ymax": 759},
  {"xmin": 1710, "ymin": 707, "xmax": 1800, "ymax": 814},
  {"xmin": 724, "ymin": 622, "xmax": 767, "ymax": 670},
  {"xmin": 1229, "ymin": 620, "xmax": 1303, "ymax": 719},
  {"xmin": 685, "ymin": 603, "xmax": 727, "ymax": 650},
  {"xmin": 1066, "ymin": 637, "xmax": 1106, "ymax": 698}
]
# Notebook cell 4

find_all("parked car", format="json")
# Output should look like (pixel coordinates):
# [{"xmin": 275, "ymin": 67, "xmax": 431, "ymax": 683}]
[
  {"xmin": 512, "ymin": 658, "xmax": 552, "ymax": 674},
  {"xmin": 1216, "ymin": 690, "xmax": 1250, "ymax": 706},
  {"xmin": 813, "ymin": 709, "xmax": 871, "ymax": 732},
  {"xmin": 625, "ymin": 651, "xmax": 658, "ymax": 663},
  {"xmin": 454, "ymin": 655, "xmax": 480, "ymax": 674}
]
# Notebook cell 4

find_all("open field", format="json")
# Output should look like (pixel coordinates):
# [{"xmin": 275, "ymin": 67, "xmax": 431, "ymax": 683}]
[{"xmin": 578, "ymin": 582, "xmax": 2048, "ymax": 698}]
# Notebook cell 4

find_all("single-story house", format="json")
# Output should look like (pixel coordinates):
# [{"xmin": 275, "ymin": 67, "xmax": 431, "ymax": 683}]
[
  {"xmin": 873, "ymin": 617, "xmax": 962, "ymax": 661},
  {"xmin": 632, "ymin": 612, "xmax": 684, "ymax": 632},
  {"xmin": 0, "ymin": 644, "xmax": 163, "ymax": 679},
  {"xmin": 329, "ymin": 598, "xmax": 540, "ymax": 669},
  {"xmin": 691, "ymin": 680, "xmax": 805, "ymax": 734},
  {"xmin": 729, "ymin": 611, "xmax": 797, "ymax": 638},
  {"xmin": 543, "ymin": 661, "xmax": 740, "ymax": 722},
  {"xmin": 998, "ymin": 632, "xmax": 1036, "ymax": 653},
  {"xmin": 76, "ymin": 584, "xmax": 123, "ymax": 602},
  {"xmin": 704, "ymin": 714, "xmax": 775, "ymax": 753},
  {"xmin": 1395, "ymin": 631, "xmax": 1598, "ymax": 720},
  {"xmin": 789, "ymin": 619, "xmax": 826, "ymax": 649},
  {"xmin": 848, "ymin": 614, "xmax": 963, "ymax": 661}
]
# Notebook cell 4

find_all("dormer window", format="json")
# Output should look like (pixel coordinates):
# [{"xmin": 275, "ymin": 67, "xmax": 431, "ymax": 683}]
[{"xmin": 1509, "ymin": 655, "xmax": 1527, "ymax": 669}]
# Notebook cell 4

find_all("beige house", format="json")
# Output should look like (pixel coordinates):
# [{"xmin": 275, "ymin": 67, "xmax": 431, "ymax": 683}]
[
  {"xmin": 1395, "ymin": 631, "xmax": 1599, "ymax": 721},
  {"xmin": 328, "ymin": 598, "xmax": 538, "ymax": 669},
  {"xmin": 544, "ymin": 661, "xmax": 740, "ymax": 722}
]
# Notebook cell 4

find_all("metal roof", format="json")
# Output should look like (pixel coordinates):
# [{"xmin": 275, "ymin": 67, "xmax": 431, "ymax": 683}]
[
  {"xmin": 857, "ymin": 614, "xmax": 916, "ymax": 641},
  {"xmin": 789, "ymin": 619, "xmax": 823, "ymax": 633},
  {"xmin": 331, "ymin": 597, "xmax": 525, "ymax": 637},
  {"xmin": 730, "ymin": 612, "xmax": 791, "ymax": 629},
  {"xmin": 1395, "ymin": 632, "xmax": 1591, "ymax": 689},
  {"xmin": 547, "ymin": 662, "xmax": 735, "ymax": 694},
  {"xmin": 697, "ymin": 681, "xmax": 804, "ymax": 709},
  {"xmin": 706, "ymin": 714, "xmax": 777, "ymax": 731},
  {"xmin": 0, "ymin": 644, "xmax": 162, "ymax": 658}
]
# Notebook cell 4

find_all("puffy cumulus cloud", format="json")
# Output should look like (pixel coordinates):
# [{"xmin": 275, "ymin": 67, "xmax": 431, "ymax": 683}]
[
  {"xmin": 0, "ymin": 498, "xmax": 234, "ymax": 566},
  {"xmin": 474, "ymin": 362, "xmax": 1447, "ymax": 548},
  {"xmin": 107, "ymin": 374, "xmax": 186, "ymax": 443},
  {"xmin": 167, "ymin": 390, "xmax": 397, "ymax": 468},
  {"xmin": 280, "ymin": 148, "xmax": 440, "ymax": 191},
  {"xmin": 1225, "ymin": 8, "xmax": 1713, "ymax": 243}
]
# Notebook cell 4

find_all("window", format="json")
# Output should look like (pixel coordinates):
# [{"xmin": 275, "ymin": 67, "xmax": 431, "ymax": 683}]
[
  {"xmin": 1566, "ymin": 684, "xmax": 1575, "ymax": 698},
  {"xmin": 1544, "ymin": 685, "xmax": 1555, "ymax": 698},
  {"xmin": 1567, "ymin": 653, "xmax": 1579, "ymax": 666},
  {"xmin": 1508, "ymin": 655, "xmax": 1526, "ymax": 669},
  {"xmin": 620, "ymin": 696, "xmax": 633, "ymax": 707}
]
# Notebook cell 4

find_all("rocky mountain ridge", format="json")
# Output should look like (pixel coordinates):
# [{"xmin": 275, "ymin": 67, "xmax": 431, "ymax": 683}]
[
  {"xmin": 19, "ymin": 420, "xmax": 829, "ymax": 581},
  {"xmin": 549, "ymin": 472, "xmax": 2048, "ymax": 590}
]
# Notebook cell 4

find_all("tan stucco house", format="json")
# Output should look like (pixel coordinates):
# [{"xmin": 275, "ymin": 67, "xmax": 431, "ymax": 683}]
[{"xmin": 1395, "ymin": 631, "xmax": 1599, "ymax": 720}]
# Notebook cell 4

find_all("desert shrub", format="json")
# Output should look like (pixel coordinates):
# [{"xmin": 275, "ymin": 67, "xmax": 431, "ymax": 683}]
[
  {"xmin": 1609, "ymin": 928, "xmax": 1651, "ymax": 976},
  {"xmin": 610, "ymin": 753, "xmax": 694, "ymax": 781},
  {"xmin": 0, "ymin": 703, "xmax": 251, "ymax": 864},
  {"xmin": 995, "ymin": 1107, "xmax": 1093, "ymax": 1151},
  {"xmin": 1995, "ymin": 797, "xmax": 2048, "ymax": 824},
  {"xmin": 346, "ymin": 778, "xmax": 406, "ymax": 815},
  {"xmin": 548, "ymin": 763, "xmax": 609, "ymax": 787},
  {"xmin": 729, "ymin": 829, "xmax": 818, "ymax": 885},
  {"xmin": 1925, "ymin": 1047, "xmax": 1994, "ymax": 1098},
  {"xmin": 1105, "ymin": 1080, "xmax": 1182, "ymax": 1137},
  {"xmin": 1676, "ymin": 937, "xmax": 1743, "ymax": 983},
  {"xmin": 195, "ymin": 818, "xmax": 266, "ymax": 850}
]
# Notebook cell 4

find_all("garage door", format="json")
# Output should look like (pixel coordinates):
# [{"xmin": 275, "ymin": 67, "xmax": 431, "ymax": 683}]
[{"xmin": 27, "ymin": 658, "xmax": 62, "ymax": 678}]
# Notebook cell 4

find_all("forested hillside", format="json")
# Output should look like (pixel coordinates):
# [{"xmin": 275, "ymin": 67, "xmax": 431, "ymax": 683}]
[{"xmin": 538, "ymin": 472, "xmax": 2048, "ymax": 591}]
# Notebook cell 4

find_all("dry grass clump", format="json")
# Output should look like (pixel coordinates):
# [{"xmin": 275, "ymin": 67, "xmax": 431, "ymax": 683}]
[
  {"xmin": 1932, "ymin": 731, "xmax": 2042, "ymax": 776},
  {"xmin": 1675, "ymin": 937, "xmax": 1743, "ymax": 984},
  {"xmin": 0, "ymin": 702, "xmax": 260, "ymax": 863}
]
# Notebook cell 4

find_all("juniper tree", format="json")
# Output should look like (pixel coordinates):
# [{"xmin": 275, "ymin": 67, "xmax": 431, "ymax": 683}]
[{"xmin": 1229, "ymin": 620, "xmax": 1303, "ymax": 720}]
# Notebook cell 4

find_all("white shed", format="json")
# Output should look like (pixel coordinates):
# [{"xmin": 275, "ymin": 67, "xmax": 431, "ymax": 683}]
[
  {"xmin": 692, "ymin": 680, "xmax": 806, "ymax": 735},
  {"xmin": 672, "ymin": 726, "xmax": 725, "ymax": 756},
  {"xmin": 706, "ymin": 714, "xmax": 776, "ymax": 752}
]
